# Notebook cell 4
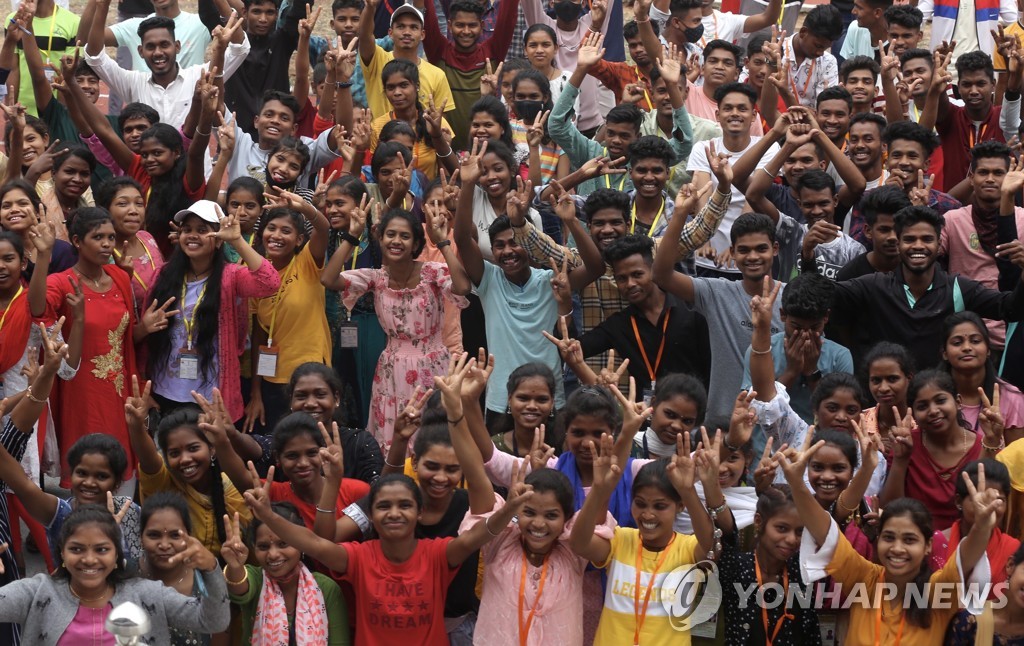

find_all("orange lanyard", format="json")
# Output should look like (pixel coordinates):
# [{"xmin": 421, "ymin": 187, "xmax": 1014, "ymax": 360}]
[
  {"xmin": 0, "ymin": 285, "xmax": 24, "ymax": 333},
  {"xmin": 787, "ymin": 42, "xmax": 815, "ymax": 99},
  {"xmin": 699, "ymin": 13, "xmax": 717, "ymax": 48},
  {"xmin": 517, "ymin": 549, "xmax": 550, "ymax": 646},
  {"xmin": 969, "ymin": 123, "xmax": 988, "ymax": 148},
  {"xmin": 754, "ymin": 555, "xmax": 794, "ymax": 644},
  {"xmin": 873, "ymin": 572, "xmax": 907, "ymax": 646},
  {"xmin": 630, "ymin": 310, "xmax": 670, "ymax": 383},
  {"xmin": 633, "ymin": 534, "xmax": 676, "ymax": 644}
]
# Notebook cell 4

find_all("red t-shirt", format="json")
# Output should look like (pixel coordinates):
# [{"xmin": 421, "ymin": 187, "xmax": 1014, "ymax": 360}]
[
  {"xmin": 341, "ymin": 537, "xmax": 459, "ymax": 646},
  {"xmin": 935, "ymin": 103, "xmax": 1003, "ymax": 192},
  {"xmin": 127, "ymin": 154, "xmax": 207, "ymax": 204},
  {"xmin": 268, "ymin": 479, "xmax": 370, "ymax": 530},
  {"xmin": 905, "ymin": 427, "xmax": 982, "ymax": 531}
]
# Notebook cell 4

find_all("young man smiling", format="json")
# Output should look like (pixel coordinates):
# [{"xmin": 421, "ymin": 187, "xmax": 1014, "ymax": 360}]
[
  {"xmin": 839, "ymin": 0, "xmax": 892, "ymax": 60},
  {"xmin": 359, "ymin": 0, "xmax": 454, "ymax": 119},
  {"xmin": 939, "ymin": 141, "xmax": 1024, "ymax": 352},
  {"xmin": 847, "ymin": 112, "xmax": 887, "ymax": 191},
  {"xmin": 84, "ymin": 7, "xmax": 249, "ymax": 128},
  {"xmin": 833, "ymin": 204, "xmax": 1024, "ymax": 368},
  {"xmin": 920, "ymin": 51, "xmax": 1023, "ymax": 192},
  {"xmin": 883, "ymin": 4, "xmax": 923, "ymax": 58},
  {"xmin": 846, "ymin": 120, "xmax": 961, "ymax": 245},
  {"xmin": 836, "ymin": 185, "xmax": 911, "ymax": 280}
]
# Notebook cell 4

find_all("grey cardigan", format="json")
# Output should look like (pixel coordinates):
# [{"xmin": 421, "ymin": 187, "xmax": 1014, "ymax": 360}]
[{"xmin": 0, "ymin": 569, "xmax": 230, "ymax": 645}]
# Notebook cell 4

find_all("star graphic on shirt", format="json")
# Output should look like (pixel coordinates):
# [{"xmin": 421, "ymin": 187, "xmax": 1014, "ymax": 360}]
[
  {"xmin": 419, "ymin": 601, "xmax": 430, "ymax": 611},
  {"xmin": 370, "ymin": 601, "xmax": 382, "ymax": 612},
  {"xmin": 402, "ymin": 601, "xmax": 414, "ymax": 611},
  {"xmin": 387, "ymin": 602, "xmax": 399, "ymax": 612}
]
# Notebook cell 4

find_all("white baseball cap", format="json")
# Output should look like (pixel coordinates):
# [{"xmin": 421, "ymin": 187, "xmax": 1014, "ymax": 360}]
[
  {"xmin": 390, "ymin": 2, "xmax": 424, "ymax": 25},
  {"xmin": 173, "ymin": 200, "xmax": 224, "ymax": 225}
]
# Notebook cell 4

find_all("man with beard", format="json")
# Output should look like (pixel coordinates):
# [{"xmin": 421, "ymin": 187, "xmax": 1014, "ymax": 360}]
[
  {"xmin": 920, "ymin": 51, "xmax": 1023, "ymax": 192},
  {"xmin": 940, "ymin": 141, "xmax": 1024, "ymax": 354},
  {"xmin": 846, "ymin": 120, "xmax": 961, "ymax": 245},
  {"xmin": 836, "ymin": 185, "xmax": 910, "ymax": 280},
  {"xmin": 831, "ymin": 204, "xmax": 1024, "ymax": 367},
  {"xmin": 84, "ymin": 9, "xmax": 249, "ymax": 128}
]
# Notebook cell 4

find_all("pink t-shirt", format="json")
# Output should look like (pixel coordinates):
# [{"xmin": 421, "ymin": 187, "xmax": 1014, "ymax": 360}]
[
  {"xmin": 960, "ymin": 379, "xmax": 1024, "ymax": 433},
  {"xmin": 685, "ymin": 80, "xmax": 764, "ymax": 136},
  {"xmin": 940, "ymin": 205, "xmax": 1024, "ymax": 346},
  {"xmin": 57, "ymin": 605, "xmax": 114, "ymax": 645}
]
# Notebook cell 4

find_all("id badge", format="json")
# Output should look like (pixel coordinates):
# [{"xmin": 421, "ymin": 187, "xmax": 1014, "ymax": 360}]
[
  {"xmin": 178, "ymin": 349, "xmax": 199, "ymax": 380},
  {"xmin": 256, "ymin": 345, "xmax": 279, "ymax": 378},
  {"xmin": 642, "ymin": 381, "xmax": 655, "ymax": 408},
  {"xmin": 44, "ymin": 68, "xmax": 56, "ymax": 83},
  {"xmin": 339, "ymin": 322, "xmax": 359, "ymax": 348}
]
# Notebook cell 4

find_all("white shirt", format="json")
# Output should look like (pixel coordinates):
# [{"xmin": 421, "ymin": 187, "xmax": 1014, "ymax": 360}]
[
  {"xmin": 110, "ymin": 11, "xmax": 212, "ymax": 72},
  {"xmin": 85, "ymin": 36, "xmax": 250, "ymax": 129},
  {"xmin": 686, "ymin": 135, "xmax": 781, "ymax": 272},
  {"xmin": 226, "ymin": 122, "xmax": 342, "ymax": 190},
  {"xmin": 784, "ymin": 34, "xmax": 839, "ymax": 108}
]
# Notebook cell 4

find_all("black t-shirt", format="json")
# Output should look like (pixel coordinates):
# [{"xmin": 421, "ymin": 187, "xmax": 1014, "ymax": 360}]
[
  {"xmin": 834, "ymin": 252, "xmax": 879, "ymax": 282},
  {"xmin": 118, "ymin": 0, "xmax": 154, "ymax": 17}
]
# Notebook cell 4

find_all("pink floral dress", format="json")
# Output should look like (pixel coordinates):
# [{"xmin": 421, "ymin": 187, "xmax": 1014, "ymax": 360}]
[{"xmin": 342, "ymin": 261, "xmax": 467, "ymax": 450}]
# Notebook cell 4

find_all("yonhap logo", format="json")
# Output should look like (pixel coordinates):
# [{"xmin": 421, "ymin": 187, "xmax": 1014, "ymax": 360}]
[{"xmin": 660, "ymin": 560, "xmax": 723, "ymax": 631}]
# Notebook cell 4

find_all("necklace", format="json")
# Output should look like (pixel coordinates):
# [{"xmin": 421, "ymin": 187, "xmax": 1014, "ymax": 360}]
[
  {"xmin": 70, "ymin": 583, "xmax": 111, "ymax": 603},
  {"xmin": 73, "ymin": 267, "xmax": 105, "ymax": 289}
]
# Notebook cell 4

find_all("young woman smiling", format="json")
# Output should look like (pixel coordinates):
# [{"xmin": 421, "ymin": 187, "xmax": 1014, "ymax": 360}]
[
  {"xmin": 94, "ymin": 177, "xmax": 164, "ymax": 308},
  {"xmin": 860, "ymin": 341, "xmax": 916, "ymax": 464},
  {"xmin": 29, "ymin": 208, "xmax": 174, "ymax": 490},
  {"xmin": 0, "ymin": 506, "xmax": 230, "ymax": 646},
  {"xmin": 322, "ymin": 206, "xmax": 471, "ymax": 451},
  {"xmin": 138, "ymin": 201, "xmax": 279, "ymax": 421},
  {"xmin": 247, "ymin": 193, "xmax": 330, "ymax": 434},
  {"xmin": 0, "ymin": 180, "xmax": 76, "ymax": 277},
  {"xmin": 37, "ymin": 148, "xmax": 97, "ymax": 239}
]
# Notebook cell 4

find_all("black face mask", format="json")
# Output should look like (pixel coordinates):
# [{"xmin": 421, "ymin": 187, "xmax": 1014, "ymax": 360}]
[
  {"xmin": 683, "ymin": 23, "xmax": 705, "ymax": 43},
  {"xmin": 551, "ymin": 0, "xmax": 581, "ymax": 22},
  {"xmin": 514, "ymin": 100, "xmax": 545, "ymax": 124}
]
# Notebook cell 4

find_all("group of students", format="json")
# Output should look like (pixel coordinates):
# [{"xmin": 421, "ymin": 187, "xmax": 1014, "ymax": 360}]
[{"xmin": 2, "ymin": 0, "xmax": 1024, "ymax": 642}]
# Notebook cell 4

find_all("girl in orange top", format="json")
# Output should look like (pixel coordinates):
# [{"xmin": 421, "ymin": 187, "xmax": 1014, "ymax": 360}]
[{"xmin": 775, "ymin": 435, "xmax": 1003, "ymax": 646}]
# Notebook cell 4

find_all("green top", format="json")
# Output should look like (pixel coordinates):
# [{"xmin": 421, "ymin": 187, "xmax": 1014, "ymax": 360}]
[{"xmin": 230, "ymin": 565, "xmax": 351, "ymax": 646}]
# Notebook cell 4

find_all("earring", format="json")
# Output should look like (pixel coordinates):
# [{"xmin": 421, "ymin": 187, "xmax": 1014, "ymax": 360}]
[{"xmin": 506, "ymin": 405, "xmax": 511, "ymax": 414}]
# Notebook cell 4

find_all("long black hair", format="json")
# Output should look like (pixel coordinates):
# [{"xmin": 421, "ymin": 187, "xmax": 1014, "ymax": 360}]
[
  {"xmin": 381, "ymin": 59, "xmax": 429, "ymax": 143},
  {"xmin": 146, "ymin": 217, "xmax": 226, "ymax": 384},
  {"xmin": 140, "ymin": 124, "xmax": 189, "ymax": 248}
]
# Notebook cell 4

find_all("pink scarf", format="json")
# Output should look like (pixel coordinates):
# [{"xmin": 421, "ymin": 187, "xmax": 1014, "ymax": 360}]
[{"xmin": 252, "ymin": 564, "xmax": 328, "ymax": 646}]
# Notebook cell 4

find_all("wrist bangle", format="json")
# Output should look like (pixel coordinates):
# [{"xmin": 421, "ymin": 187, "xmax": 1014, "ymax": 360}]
[
  {"xmin": 384, "ymin": 458, "xmax": 405, "ymax": 468},
  {"xmin": 196, "ymin": 127, "xmax": 211, "ymax": 136},
  {"xmin": 447, "ymin": 414, "xmax": 464, "ymax": 425},
  {"xmin": 707, "ymin": 501, "xmax": 727, "ymax": 516},
  {"xmin": 315, "ymin": 506, "xmax": 336, "ymax": 514},
  {"xmin": 761, "ymin": 167, "xmax": 776, "ymax": 180},
  {"xmin": 25, "ymin": 390, "xmax": 46, "ymax": 404},
  {"xmin": 340, "ymin": 231, "xmax": 360, "ymax": 246},
  {"xmin": 750, "ymin": 346, "xmax": 772, "ymax": 355},
  {"xmin": 435, "ymin": 239, "xmax": 452, "ymax": 249},
  {"xmin": 223, "ymin": 564, "xmax": 248, "ymax": 586},
  {"xmin": 484, "ymin": 515, "xmax": 502, "ymax": 537},
  {"xmin": 634, "ymin": 15, "xmax": 650, "ymax": 22},
  {"xmin": 836, "ymin": 491, "xmax": 861, "ymax": 514},
  {"xmin": 982, "ymin": 439, "xmax": 1005, "ymax": 452},
  {"xmin": 436, "ymin": 147, "xmax": 453, "ymax": 158}
]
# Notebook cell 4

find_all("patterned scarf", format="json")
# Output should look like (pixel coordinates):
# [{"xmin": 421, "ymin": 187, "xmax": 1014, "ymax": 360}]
[{"xmin": 252, "ymin": 564, "xmax": 328, "ymax": 646}]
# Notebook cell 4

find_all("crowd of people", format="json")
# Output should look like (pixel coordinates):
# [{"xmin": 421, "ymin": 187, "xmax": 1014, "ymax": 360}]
[{"xmin": 1, "ymin": 0, "xmax": 1024, "ymax": 642}]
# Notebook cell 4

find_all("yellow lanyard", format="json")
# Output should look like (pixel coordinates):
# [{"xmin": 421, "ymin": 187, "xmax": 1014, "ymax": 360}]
[
  {"xmin": 349, "ymin": 244, "xmax": 360, "ymax": 271},
  {"xmin": 45, "ymin": 8, "xmax": 58, "ymax": 53},
  {"xmin": 237, "ymin": 232, "xmax": 256, "ymax": 264},
  {"xmin": 113, "ymin": 243, "xmax": 155, "ymax": 292},
  {"xmin": 603, "ymin": 148, "xmax": 628, "ymax": 191},
  {"xmin": 180, "ymin": 278, "xmax": 208, "ymax": 350},
  {"xmin": 0, "ymin": 285, "xmax": 24, "ymax": 333},
  {"xmin": 630, "ymin": 197, "xmax": 665, "ymax": 235},
  {"xmin": 266, "ymin": 257, "xmax": 296, "ymax": 347},
  {"xmin": 635, "ymin": 67, "xmax": 652, "ymax": 109}
]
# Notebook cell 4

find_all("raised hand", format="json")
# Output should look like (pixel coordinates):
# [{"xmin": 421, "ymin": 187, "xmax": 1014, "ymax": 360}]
[
  {"xmin": 140, "ymin": 297, "xmax": 180, "ymax": 335},
  {"xmin": 427, "ymin": 207, "xmax": 450, "ymax": 245},
  {"xmin": 579, "ymin": 154, "xmax": 628, "ymax": 179},
  {"xmin": 347, "ymin": 194, "xmax": 374, "ymax": 240},
  {"xmin": 459, "ymin": 138, "xmax": 487, "ymax": 185},
  {"xmin": 350, "ymin": 108, "xmax": 372, "ymax": 151},
  {"xmin": 124, "ymin": 376, "xmax": 152, "ymax": 428},
  {"xmin": 480, "ymin": 58, "xmax": 502, "ymax": 97},
  {"xmin": 774, "ymin": 430, "xmax": 825, "ymax": 486},
  {"xmin": 526, "ymin": 109, "xmax": 550, "ymax": 147},
  {"xmin": 105, "ymin": 491, "xmax": 133, "ymax": 526},
  {"xmin": 38, "ymin": 319, "xmax": 69, "ymax": 375},
  {"xmin": 996, "ymin": 239, "xmax": 1024, "ymax": 269},
  {"xmin": 963, "ymin": 463, "xmax": 1006, "ymax": 532},
  {"xmin": 608, "ymin": 377, "xmax": 653, "ymax": 435},
  {"xmin": 656, "ymin": 41, "xmax": 683, "ymax": 86},
  {"xmin": 851, "ymin": 418, "xmax": 881, "ymax": 471},
  {"xmin": 576, "ymin": 31, "xmax": 605, "ymax": 69},
  {"xmin": 908, "ymin": 170, "xmax": 935, "ymax": 207},
  {"xmin": 424, "ymin": 97, "xmax": 447, "ymax": 139},
  {"xmin": 505, "ymin": 176, "xmax": 533, "ymax": 226},
  {"xmin": 460, "ymin": 348, "xmax": 494, "ymax": 402},
  {"xmin": 931, "ymin": 50, "xmax": 953, "ymax": 93},
  {"xmin": 728, "ymin": 390, "xmax": 757, "ymax": 447},
  {"xmin": 169, "ymin": 535, "xmax": 218, "ymax": 572},
  {"xmin": 542, "ymin": 315, "xmax": 584, "ymax": 364},
  {"xmin": 666, "ymin": 433, "xmax": 697, "ymax": 491},
  {"xmin": 527, "ymin": 426, "xmax": 555, "ymax": 472},
  {"xmin": 549, "ymin": 256, "xmax": 571, "ymax": 308},
  {"xmin": 394, "ymin": 385, "xmax": 435, "ymax": 442},
  {"xmin": 318, "ymin": 421, "xmax": 345, "ymax": 480},
  {"xmin": 978, "ymin": 385, "xmax": 1005, "ymax": 449},
  {"xmin": 311, "ymin": 168, "xmax": 341, "ymax": 211},
  {"xmin": 674, "ymin": 182, "xmax": 712, "ymax": 217},
  {"xmin": 694, "ymin": 427, "xmax": 722, "ymax": 485},
  {"xmin": 753, "ymin": 437, "xmax": 778, "ymax": 491},
  {"xmin": 705, "ymin": 140, "xmax": 733, "ymax": 187},
  {"xmin": 750, "ymin": 275, "xmax": 781, "ymax": 330},
  {"xmin": 439, "ymin": 168, "xmax": 460, "ymax": 212},
  {"xmin": 242, "ymin": 461, "xmax": 274, "ymax": 520},
  {"xmin": 298, "ymin": 3, "xmax": 322, "ymax": 40},
  {"xmin": 621, "ymin": 83, "xmax": 647, "ymax": 105},
  {"xmin": 212, "ymin": 9, "xmax": 244, "ymax": 48},
  {"xmin": 0, "ymin": 102, "xmax": 26, "ymax": 131},
  {"xmin": 505, "ymin": 460, "xmax": 535, "ymax": 512},
  {"xmin": 890, "ymin": 405, "xmax": 915, "ymax": 462},
  {"xmin": 220, "ymin": 512, "xmax": 249, "ymax": 569},
  {"xmin": 589, "ymin": 433, "xmax": 622, "ymax": 493}
]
